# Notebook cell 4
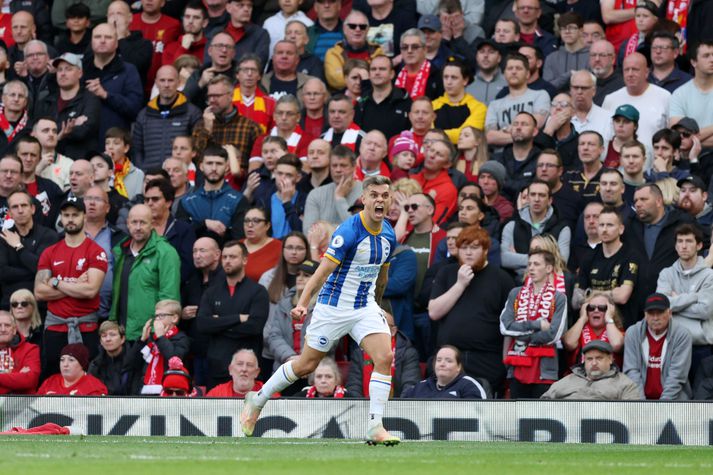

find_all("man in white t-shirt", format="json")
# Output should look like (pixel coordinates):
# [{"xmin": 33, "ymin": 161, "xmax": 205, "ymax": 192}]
[
  {"xmin": 670, "ymin": 40, "xmax": 713, "ymax": 147},
  {"xmin": 602, "ymin": 52, "xmax": 670, "ymax": 149}
]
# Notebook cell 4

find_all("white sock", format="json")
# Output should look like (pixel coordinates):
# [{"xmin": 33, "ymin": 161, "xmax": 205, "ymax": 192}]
[
  {"xmin": 367, "ymin": 372, "xmax": 391, "ymax": 429},
  {"xmin": 254, "ymin": 361, "xmax": 298, "ymax": 408}
]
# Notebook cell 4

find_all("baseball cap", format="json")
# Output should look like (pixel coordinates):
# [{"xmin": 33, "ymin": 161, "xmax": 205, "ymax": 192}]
[
  {"xmin": 299, "ymin": 259, "xmax": 319, "ymax": 275},
  {"xmin": 59, "ymin": 196, "xmax": 85, "ymax": 213},
  {"xmin": 52, "ymin": 52, "xmax": 83, "ymax": 70},
  {"xmin": 582, "ymin": 340, "xmax": 614, "ymax": 354},
  {"xmin": 612, "ymin": 104, "xmax": 639, "ymax": 122},
  {"xmin": 417, "ymin": 15, "xmax": 441, "ymax": 32},
  {"xmin": 644, "ymin": 293, "xmax": 670, "ymax": 312},
  {"xmin": 672, "ymin": 117, "xmax": 700, "ymax": 134},
  {"xmin": 475, "ymin": 38, "xmax": 501, "ymax": 52},
  {"xmin": 677, "ymin": 175, "xmax": 706, "ymax": 190}
]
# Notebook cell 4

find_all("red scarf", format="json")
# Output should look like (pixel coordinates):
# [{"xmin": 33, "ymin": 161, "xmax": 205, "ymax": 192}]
[
  {"xmin": 292, "ymin": 314, "xmax": 304, "ymax": 354},
  {"xmin": 322, "ymin": 123, "xmax": 361, "ymax": 151},
  {"xmin": 624, "ymin": 33, "xmax": 640, "ymax": 57},
  {"xmin": 523, "ymin": 272, "xmax": 566, "ymax": 293},
  {"xmin": 143, "ymin": 326, "xmax": 179, "ymax": 386},
  {"xmin": 504, "ymin": 281, "xmax": 557, "ymax": 383},
  {"xmin": 0, "ymin": 105, "xmax": 28, "ymax": 142},
  {"xmin": 269, "ymin": 125, "xmax": 304, "ymax": 155},
  {"xmin": 395, "ymin": 60, "xmax": 431, "ymax": 99},
  {"xmin": 360, "ymin": 335, "xmax": 396, "ymax": 397},
  {"xmin": 305, "ymin": 384, "xmax": 347, "ymax": 398}
]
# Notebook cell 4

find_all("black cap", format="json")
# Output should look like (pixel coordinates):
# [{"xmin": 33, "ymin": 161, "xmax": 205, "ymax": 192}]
[
  {"xmin": 582, "ymin": 340, "xmax": 614, "ymax": 354},
  {"xmin": 644, "ymin": 293, "xmax": 670, "ymax": 312},
  {"xmin": 299, "ymin": 259, "xmax": 319, "ymax": 275},
  {"xmin": 673, "ymin": 117, "xmax": 700, "ymax": 134},
  {"xmin": 476, "ymin": 38, "xmax": 501, "ymax": 52},
  {"xmin": 677, "ymin": 175, "xmax": 706, "ymax": 191},
  {"xmin": 59, "ymin": 196, "xmax": 85, "ymax": 213}
]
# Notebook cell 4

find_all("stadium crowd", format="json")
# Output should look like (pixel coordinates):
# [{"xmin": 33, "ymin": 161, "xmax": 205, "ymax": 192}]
[{"xmin": 1, "ymin": 0, "xmax": 713, "ymax": 401}]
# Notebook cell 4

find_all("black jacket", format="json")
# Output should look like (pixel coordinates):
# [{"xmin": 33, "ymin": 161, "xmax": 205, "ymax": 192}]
[
  {"xmin": 88, "ymin": 345, "xmax": 141, "ymax": 396},
  {"xmin": 0, "ymin": 222, "xmax": 58, "ymax": 308},
  {"xmin": 118, "ymin": 31, "xmax": 154, "ymax": 89},
  {"xmin": 35, "ymin": 90, "xmax": 102, "ymax": 160},
  {"xmin": 495, "ymin": 145, "xmax": 541, "ymax": 201},
  {"xmin": 354, "ymin": 87, "xmax": 412, "ymax": 141},
  {"xmin": 197, "ymin": 277, "xmax": 269, "ymax": 388},
  {"xmin": 394, "ymin": 62, "xmax": 445, "ymax": 101}
]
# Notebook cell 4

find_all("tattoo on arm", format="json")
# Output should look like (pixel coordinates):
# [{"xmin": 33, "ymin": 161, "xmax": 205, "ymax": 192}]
[{"xmin": 35, "ymin": 269, "xmax": 51, "ymax": 287}]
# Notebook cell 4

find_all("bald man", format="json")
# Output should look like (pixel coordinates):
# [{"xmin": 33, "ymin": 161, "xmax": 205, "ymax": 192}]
[
  {"xmin": 133, "ymin": 65, "xmax": 202, "ymax": 170},
  {"xmin": 82, "ymin": 22, "xmax": 144, "ymax": 141},
  {"xmin": 355, "ymin": 130, "xmax": 390, "ymax": 180},
  {"xmin": 602, "ymin": 52, "xmax": 672, "ymax": 150},
  {"xmin": 109, "ymin": 203, "xmax": 181, "ymax": 341},
  {"xmin": 299, "ymin": 138, "xmax": 332, "ymax": 193}
]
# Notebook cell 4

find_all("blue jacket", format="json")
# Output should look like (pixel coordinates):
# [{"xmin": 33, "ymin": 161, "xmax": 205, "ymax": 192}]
[
  {"xmin": 401, "ymin": 372, "xmax": 488, "ymax": 399},
  {"xmin": 82, "ymin": 53, "xmax": 144, "ymax": 141},
  {"xmin": 384, "ymin": 246, "xmax": 417, "ymax": 341},
  {"xmin": 176, "ymin": 183, "xmax": 248, "ymax": 240}
]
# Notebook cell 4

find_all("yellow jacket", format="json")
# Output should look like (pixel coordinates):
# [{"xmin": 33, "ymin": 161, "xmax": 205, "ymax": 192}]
[
  {"xmin": 324, "ymin": 41, "xmax": 384, "ymax": 90},
  {"xmin": 432, "ymin": 93, "xmax": 487, "ymax": 144}
]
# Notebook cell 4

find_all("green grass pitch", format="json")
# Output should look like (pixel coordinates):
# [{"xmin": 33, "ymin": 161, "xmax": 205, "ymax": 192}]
[{"xmin": 0, "ymin": 436, "xmax": 709, "ymax": 475}]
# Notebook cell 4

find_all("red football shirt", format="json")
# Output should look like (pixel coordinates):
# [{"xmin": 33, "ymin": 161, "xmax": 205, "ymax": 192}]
[
  {"xmin": 130, "ymin": 13, "xmax": 181, "ymax": 91},
  {"xmin": 644, "ymin": 329, "xmax": 666, "ymax": 400},
  {"xmin": 206, "ymin": 380, "xmax": 265, "ymax": 398},
  {"xmin": 37, "ymin": 373, "xmax": 108, "ymax": 396},
  {"xmin": 37, "ymin": 238, "xmax": 108, "ymax": 328}
]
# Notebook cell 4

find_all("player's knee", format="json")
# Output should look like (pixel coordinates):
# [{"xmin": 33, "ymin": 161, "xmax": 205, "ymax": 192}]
[{"xmin": 374, "ymin": 349, "xmax": 394, "ymax": 369}]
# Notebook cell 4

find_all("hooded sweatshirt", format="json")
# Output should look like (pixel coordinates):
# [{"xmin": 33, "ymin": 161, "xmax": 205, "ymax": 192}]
[
  {"xmin": 657, "ymin": 256, "xmax": 713, "ymax": 345},
  {"xmin": 543, "ymin": 46, "xmax": 590, "ymax": 90}
]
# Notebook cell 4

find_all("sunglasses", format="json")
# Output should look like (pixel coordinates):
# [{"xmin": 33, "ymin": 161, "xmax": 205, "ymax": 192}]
[
  {"xmin": 11, "ymin": 301, "xmax": 31, "ymax": 308},
  {"xmin": 164, "ymin": 389, "xmax": 187, "ymax": 396},
  {"xmin": 586, "ymin": 304, "xmax": 607, "ymax": 313},
  {"xmin": 347, "ymin": 23, "xmax": 368, "ymax": 31},
  {"xmin": 678, "ymin": 131, "xmax": 692, "ymax": 138},
  {"xmin": 403, "ymin": 204, "xmax": 420, "ymax": 211}
]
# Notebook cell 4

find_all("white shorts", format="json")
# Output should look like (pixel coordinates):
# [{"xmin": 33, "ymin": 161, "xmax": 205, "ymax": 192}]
[{"xmin": 305, "ymin": 302, "xmax": 390, "ymax": 352}]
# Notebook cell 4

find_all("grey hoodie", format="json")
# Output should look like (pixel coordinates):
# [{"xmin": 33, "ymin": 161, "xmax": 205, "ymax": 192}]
[
  {"xmin": 543, "ymin": 46, "xmax": 590, "ymax": 90},
  {"xmin": 656, "ymin": 256, "xmax": 713, "ymax": 345}
]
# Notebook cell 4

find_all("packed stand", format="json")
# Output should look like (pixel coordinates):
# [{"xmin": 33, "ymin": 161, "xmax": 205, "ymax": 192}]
[{"xmin": 0, "ymin": 0, "xmax": 712, "ymax": 402}]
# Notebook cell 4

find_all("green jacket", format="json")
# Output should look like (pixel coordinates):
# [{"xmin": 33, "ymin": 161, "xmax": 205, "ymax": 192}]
[{"xmin": 109, "ymin": 230, "xmax": 181, "ymax": 340}]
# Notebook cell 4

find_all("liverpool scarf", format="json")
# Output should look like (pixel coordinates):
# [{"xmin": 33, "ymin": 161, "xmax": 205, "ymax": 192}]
[{"xmin": 395, "ymin": 60, "xmax": 431, "ymax": 99}]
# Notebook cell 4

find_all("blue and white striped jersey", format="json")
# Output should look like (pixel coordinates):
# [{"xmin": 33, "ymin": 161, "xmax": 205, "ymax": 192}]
[{"xmin": 319, "ymin": 212, "xmax": 397, "ymax": 309}]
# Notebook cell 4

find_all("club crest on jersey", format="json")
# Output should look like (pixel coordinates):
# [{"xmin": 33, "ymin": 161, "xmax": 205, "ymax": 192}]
[
  {"xmin": 331, "ymin": 235, "xmax": 344, "ymax": 248},
  {"xmin": 317, "ymin": 336, "xmax": 328, "ymax": 347},
  {"xmin": 76, "ymin": 258, "xmax": 86, "ymax": 271}
]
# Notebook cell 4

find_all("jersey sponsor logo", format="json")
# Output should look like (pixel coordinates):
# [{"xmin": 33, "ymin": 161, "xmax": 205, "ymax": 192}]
[
  {"xmin": 331, "ymin": 235, "xmax": 344, "ymax": 248},
  {"xmin": 97, "ymin": 252, "xmax": 108, "ymax": 262},
  {"xmin": 354, "ymin": 265, "xmax": 379, "ymax": 280}
]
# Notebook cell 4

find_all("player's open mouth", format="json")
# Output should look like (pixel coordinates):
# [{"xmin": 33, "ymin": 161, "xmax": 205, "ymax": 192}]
[{"xmin": 374, "ymin": 205, "xmax": 384, "ymax": 215}]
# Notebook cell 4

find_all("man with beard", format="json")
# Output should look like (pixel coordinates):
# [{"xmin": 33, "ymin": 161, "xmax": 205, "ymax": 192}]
[
  {"xmin": 192, "ymin": 76, "xmax": 261, "ymax": 178},
  {"xmin": 241, "ymin": 176, "xmax": 400, "ymax": 445},
  {"xmin": 110, "ymin": 204, "xmax": 181, "ymax": 342},
  {"xmin": 495, "ymin": 111, "xmax": 541, "ymax": 202},
  {"xmin": 535, "ymin": 150, "xmax": 581, "ymax": 229},
  {"xmin": 162, "ymin": 1, "xmax": 209, "ymax": 66},
  {"xmin": 465, "ymin": 39, "xmax": 506, "ymax": 106},
  {"xmin": 206, "ymin": 349, "xmax": 264, "ymax": 397},
  {"xmin": 541, "ymin": 340, "xmax": 641, "ymax": 400},
  {"xmin": 677, "ymin": 176, "xmax": 713, "ymax": 249},
  {"xmin": 500, "ymin": 249, "xmax": 568, "ymax": 399},
  {"xmin": 574, "ymin": 207, "xmax": 639, "ymax": 325},
  {"xmin": 198, "ymin": 240, "xmax": 268, "ymax": 389},
  {"xmin": 428, "ymin": 226, "xmax": 515, "ymax": 397},
  {"xmin": 177, "ymin": 144, "xmax": 249, "ymax": 241},
  {"xmin": 34, "ymin": 197, "xmax": 108, "ymax": 379}
]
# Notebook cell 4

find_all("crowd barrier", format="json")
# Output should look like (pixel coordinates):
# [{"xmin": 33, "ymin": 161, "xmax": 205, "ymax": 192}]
[{"xmin": 1, "ymin": 396, "xmax": 712, "ymax": 445}]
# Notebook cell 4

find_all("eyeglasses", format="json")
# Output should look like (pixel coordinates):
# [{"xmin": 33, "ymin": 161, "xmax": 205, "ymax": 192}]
[
  {"xmin": 459, "ymin": 192, "xmax": 479, "ymax": 200},
  {"xmin": 163, "ymin": 388, "xmax": 187, "ymax": 396},
  {"xmin": 284, "ymin": 245, "xmax": 306, "ymax": 252},
  {"xmin": 551, "ymin": 101, "xmax": 572, "ymax": 108},
  {"xmin": 346, "ymin": 23, "xmax": 368, "ymax": 31},
  {"xmin": 207, "ymin": 91, "xmax": 231, "ymax": 99},
  {"xmin": 403, "ymin": 204, "xmax": 421, "ymax": 211},
  {"xmin": 154, "ymin": 313, "xmax": 175, "ymax": 319},
  {"xmin": 401, "ymin": 44, "xmax": 423, "ymax": 51},
  {"xmin": 211, "ymin": 43, "xmax": 234, "ymax": 50},
  {"xmin": 537, "ymin": 162, "xmax": 559, "ymax": 169},
  {"xmin": 244, "ymin": 217, "xmax": 267, "ymax": 225},
  {"xmin": 11, "ymin": 301, "xmax": 30, "ymax": 308},
  {"xmin": 586, "ymin": 304, "xmax": 608, "ymax": 312}
]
